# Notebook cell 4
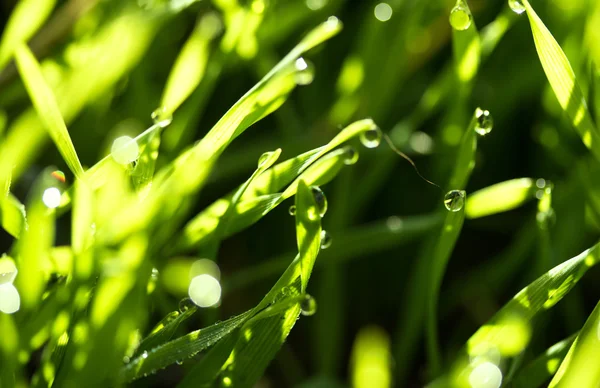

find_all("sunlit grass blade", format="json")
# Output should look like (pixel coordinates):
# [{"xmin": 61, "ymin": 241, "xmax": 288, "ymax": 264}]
[
  {"xmin": 119, "ymin": 310, "xmax": 253, "ymax": 382},
  {"xmin": 465, "ymin": 178, "xmax": 537, "ymax": 219},
  {"xmin": 523, "ymin": 0, "xmax": 600, "ymax": 161},
  {"xmin": 1, "ymin": 193, "xmax": 27, "ymax": 239},
  {"xmin": 450, "ymin": 1, "xmax": 481, "ymax": 85},
  {"xmin": 131, "ymin": 125, "xmax": 162, "ymax": 195},
  {"xmin": 132, "ymin": 307, "xmax": 197, "ymax": 359},
  {"xmin": 159, "ymin": 13, "xmax": 221, "ymax": 117},
  {"xmin": 14, "ymin": 44, "xmax": 85, "ymax": 179},
  {"xmin": 549, "ymin": 300, "xmax": 600, "ymax": 387},
  {"xmin": 295, "ymin": 180, "xmax": 322, "ymax": 293},
  {"xmin": 72, "ymin": 180, "xmax": 94, "ymax": 280},
  {"xmin": 512, "ymin": 333, "xmax": 576, "ymax": 388},
  {"xmin": 443, "ymin": 241, "xmax": 600, "ymax": 387},
  {"xmin": 0, "ymin": 314, "xmax": 19, "ymax": 385},
  {"xmin": 351, "ymin": 326, "xmax": 392, "ymax": 388},
  {"xmin": 0, "ymin": 0, "xmax": 56, "ymax": 69}
]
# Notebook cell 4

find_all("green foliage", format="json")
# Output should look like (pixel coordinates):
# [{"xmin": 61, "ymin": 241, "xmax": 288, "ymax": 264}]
[{"xmin": 1, "ymin": 0, "xmax": 600, "ymax": 387}]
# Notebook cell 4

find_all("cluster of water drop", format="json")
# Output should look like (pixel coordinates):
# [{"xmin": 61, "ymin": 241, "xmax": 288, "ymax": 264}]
[{"xmin": 444, "ymin": 190, "xmax": 466, "ymax": 212}]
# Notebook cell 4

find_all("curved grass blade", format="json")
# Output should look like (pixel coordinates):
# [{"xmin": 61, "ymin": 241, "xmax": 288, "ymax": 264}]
[
  {"xmin": 0, "ymin": 0, "xmax": 56, "ymax": 69},
  {"xmin": 512, "ymin": 333, "xmax": 576, "ymax": 388},
  {"xmin": 442, "ymin": 241, "xmax": 600, "ymax": 387},
  {"xmin": 131, "ymin": 125, "xmax": 162, "ymax": 195},
  {"xmin": 295, "ymin": 180, "xmax": 322, "ymax": 293},
  {"xmin": 14, "ymin": 44, "xmax": 84, "ymax": 179},
  {"xmin": 465, "ymin": 178, "xmax": 537, "ymax": 219},
  {"xmin": 523, "ymin": 0, "xmax": 600, "ymax": 161},
  {"xmin": 549, "ymin": 300, "xmax": 600, "ymax": 387},
  {"xmin": 119, "ymin": 310, "xmax": 252, "ymax": 382},
  {"xmin": 132, "ymin": 307, "xmax": 197, "ymax": 359}
]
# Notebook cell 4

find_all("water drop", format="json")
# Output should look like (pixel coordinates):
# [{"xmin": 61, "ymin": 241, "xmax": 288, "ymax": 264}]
[
  {"xmin": 222, "ymin": 376, "xmax": 233, "ymax": 387},
  {"xmin": 508, "ymin": 0, "xmax": 526, "ymax": 14},
  {"xmin": 0, "ymin": 271, "xmax": 17, "ymax": 285},
  {"xmin": 151, "ymin": 107, "xmax": 173, "ymax": 128},
  {"xmin": 324, "ymin": 16, "xmax": 341, "ymax": 32},
  {"xmin": 141, "ymin": 351, "xmax": 148, "ymax": 359},
  {"xmin": 42, "ymin": 187, "xmax": 62, "ymax": 209},
  {"xmin": 444, "ymin": 190, "xmax": 466, "ymax": 212},
  {"xmin": 178, "ymin": 297, "xmax": 195, "ymax": 312},
  {"xmin": 449, "ymin": 3, "xmax": 472, "ymax": 31},
  {"xmin": 468, "ymin": 361, "xmax": 502, "ymax": 388},
  {"xmin": 300, "ymin": 294, "xmax": 317, "ymax": 316},
  {"xmin": 0, "ymin": 259, "xmax": 17, "ymax": 285},
  {"xmin": 176, "ymin": 360, "xmax": 183, "ymax": 365},
  {"xmin": 257, "ymin": 151, "xmax": 273, "ymax": 169},
  {"xmin": 288, "ymin": 205, "xmax": 297, "ymax": 216},
  {"xmin": 151, "ymin": 268, "xmax": 159, "ymax": 279},
  {"xmin": 311, "ymin": 186, "xmax": 328, "ymax": 218},
  {"xmin": 343, "ymin": 146, "xmax": 359, "ymax": 165},
  {"xmin": 294, "ymin": 57, "xmax": 315, "ymax": 85},
  {"xmin": 360, "ymin": 127, "xmax": 382, "ymax": 148},
  {"xmin": 0, "ymin": 283, "xmax": 19, "ymax": 314},
  {"xmin": 111, "ymin": 136, "xmax": 139, "ymax": 165},
  {"xmin": 474, "ymin": 108, "xmax": 493, "ymax": 136},
  {"xmin": 188, "ymin": 274, "xmax": 221, "ymax": 308},
  {"xmin": 320, "ymin": 230, "xmax": 332, "ymax": 249},
  {"xmin": 123, "ymin": 356, "xmax": 130, "ymax": 364}
]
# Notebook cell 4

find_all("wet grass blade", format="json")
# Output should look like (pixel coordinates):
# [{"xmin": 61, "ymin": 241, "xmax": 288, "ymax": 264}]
[
  {"xmin": 443, "ymin": 241, "xmax": 600, "ymax": 386},
  {"xmin": 523, "ymin": 0, "xmax": 600, "ymax": 160},
  {"xmin": 14, "ymin": 44, "xmax": 85, "ymax": 179},
  {"xmin": 0, "ymin": 194, "xmax": 27, "ymax": 239},
  {"xmin": 295, "ymin": 180, "xmax": 322, "ymax": 292}
]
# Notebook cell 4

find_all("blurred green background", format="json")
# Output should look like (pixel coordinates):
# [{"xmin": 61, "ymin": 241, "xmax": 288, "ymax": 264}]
[{"xmin": 1, "ymin": 0, "xmax": 600, "ymax": 387}]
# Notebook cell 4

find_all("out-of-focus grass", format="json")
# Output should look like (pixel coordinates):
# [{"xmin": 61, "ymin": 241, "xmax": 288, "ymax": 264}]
[{"xmin": 0, "ymin": 0, "xmax": 599, "ymax": 387}]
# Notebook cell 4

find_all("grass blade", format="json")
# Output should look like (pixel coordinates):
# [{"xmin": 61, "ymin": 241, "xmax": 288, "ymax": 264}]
[
  {"xmin": 465, "ymin": 178, "xmax": 536, "ymax": 219},
  {"xmin": 1, "ymin": 194, "xmax": 27, "ymax": 239},
  {"xmin": 523, "ymin": 0, "xmax": 600, "ymax": 160},
  {"xmin": 295, "ymin": 180, "xmax": 322, "ymax": 292},
  {"xmin": 14, "ymin": 44, "xmax": 85, "ymax": 179}
]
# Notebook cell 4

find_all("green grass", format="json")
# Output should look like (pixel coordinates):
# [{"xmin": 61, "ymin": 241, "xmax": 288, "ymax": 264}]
[{"xmin": 0, "ymin": 0, "xmax": 599, "ymax": 387}]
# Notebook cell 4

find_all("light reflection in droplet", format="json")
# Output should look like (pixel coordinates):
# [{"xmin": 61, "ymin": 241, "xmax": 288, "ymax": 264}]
[
  {"xmin": 190, "ymin": 259, "xmax": 221, "ymax": 281},
  {"xmin": 111, "ymin": 136, "xmax": 139, "ymax": 165},
  {"xmin": 42, "ymin": 187, "xmax": 62, "ymax": 209},
  {"xmin": 374, "ymin": 3, "xmax": 393, "ymax": 22},
  {"xmin": 188, "ymin": 274, "xmax": 221, "ymax": 308}
]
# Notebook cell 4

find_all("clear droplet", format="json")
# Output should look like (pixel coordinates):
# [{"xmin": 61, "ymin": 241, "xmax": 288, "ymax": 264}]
[
  {"xmin": 257, "ymin": 151, "xmax": 273, "ymax": 169},
  {"xmin": 300, "ymin": 294, "xmax": 317, "ymax": 316},
  {"xmin": 178, "ymin": 297, "xmax": 195, "ymax": 312},
  {"xmin": 0, "ymin": 283, "xmax": 19, "ymax": 314},
  {"xmin": 306, "ymin": 0, "xmax": 327, "ymax": 10},
  {"xmin": 311, "ymin": 186, "xmax": 328, "ymax": 218},
  {"xmin": 111, "ymin": 136, "xmax": 139, "ymax": 165},
  {"xmin": 475, "ymin": 108, "xmax": 494, "ymax": 136},
  {"xmin": 289, "ymin": 205, "xmax": 297, "ymax": 216},
  {"xmin": 343, "ymin": 146, "xmax": 359, "ymax": 165},
  {"xmin": 0, "ymin": 271, "xmax": 17, "ymax": 286},
  {"xmin": 123, "ymin": 356, "xmax": 130, "ymax": 364},
  {"xmin": 294, "ymin": 57, "xmax": 315, "ymax": 85},
  {"xmin": 151, "ymin": 107, "xmax": 173, "ymax": 128},
  {"xmin": 42, "ymin": 187, "xmax": 62, "ymax": 209},
  {"xmin": 188, "ymin": 274, "xmax": 221, "ymax": 308},
  {"xmin": 468, "ymin": 361, "xmax": 502, "ymax": 388},
  {"xmin": 360, "ymin": 127, "xmax": 382, "ymax": 148},
  {"xmin": 222, "ymin": 376, "xmax": 233, "ymax": 387},
  {"xmin": 320, "ymin": 230, "xmax": 332, "ymax": 249},
  {"xmin": 444, "ymin": 190, "xmax": 466, "ymax": 212},
  {"xmin": 449, "ymin": 4, "xmax": 472, "ymax": 31},
  {"xmin": 141, "ymin": 351, "xmax": 148, "ymax": 359},
  {"xmin": 508, "ymin": 0, "xmax": 526, "ymax": 14}
]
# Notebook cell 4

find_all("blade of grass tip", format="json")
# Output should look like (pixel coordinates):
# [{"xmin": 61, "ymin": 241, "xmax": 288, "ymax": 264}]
[
  {"xmin": 1, "ymin": 193, "xmax": 27, "ymax": 239},
  {"xmin": 549, "ymin": 300, "xmax": 600, "ymax": 387},
  {"xmin": 443, "ymin": 241, "xmax": 600, "ymax": 387},
  {"xmin": 522, "ymin": 0, "xmax": 600, "ymax": 161},
  {"xmin": 511, "ymin": 333, "xmax": 577, "ymax": 388},
  {"xmin": 0, "ymin": 0, "xmax": 57, "ymax": 70},
  {"xmin": 450, "ymin": 0, "xmax": 481, "ymax": 86},
  {"xmin": 295, "ymin": 179, "xmax": 322, "ymax": 293},
  {"xmin": 465, "ymin": 178, "xmax": 537, "ymax": 219},
  {"xmin": 14, "ymin": 44, "xmax": 85, "ymax": 180}
]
